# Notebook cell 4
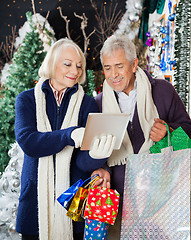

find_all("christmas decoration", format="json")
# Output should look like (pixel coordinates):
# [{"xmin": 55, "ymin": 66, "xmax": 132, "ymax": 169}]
[
  {"xmin": 84, "ymin": 186, "xmax": 120, "ymax": 225},
  {"xmin": 115, "ymin": 0, "xmax": 143, "ymax": 40},
  {"xmin": 0, "ymin": 142, "xmax": 24, "ymax": 240},
  {"xmin": 85, "ymin": 70, "xmax": 97, "ymax": 97},
  {"xmin": 14, "ymin": 1, "xmax": 55, "ymax": 52},
  {"xmin": 0, "ymin": 11, "xmax": 46, "ymax": 174},
  {"xmin": 174, "ymin": 0, "xmax": 191, "ymax": 110},
  {"xmin": 83, "ymin": 218, "xmax": 109, "ymax": 240},
  {"xmin": 146, "ymin": 0, "xmax": 177, "ymax": 80}
]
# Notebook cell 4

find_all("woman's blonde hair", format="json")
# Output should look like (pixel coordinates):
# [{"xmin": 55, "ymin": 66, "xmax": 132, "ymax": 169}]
[{"xmin": 38, "ymin": 38, "xmax": 86, "ymax": 84}]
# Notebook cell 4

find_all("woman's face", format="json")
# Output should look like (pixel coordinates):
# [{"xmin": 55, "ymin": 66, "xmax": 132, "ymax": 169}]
[{"xmin": 51, "ymin": 46, "xmax": 83, "ymax": 90}]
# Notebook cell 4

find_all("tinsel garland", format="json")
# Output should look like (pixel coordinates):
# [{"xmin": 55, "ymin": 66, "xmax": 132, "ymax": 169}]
[{"xmin": 174, "ymin": 0, "xmax": 191, "ymax": 109}]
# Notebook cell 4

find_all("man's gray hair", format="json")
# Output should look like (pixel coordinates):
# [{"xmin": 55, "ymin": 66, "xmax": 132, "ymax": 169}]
[{"xmin": 100, "ymin": 34, "xmax": 137, "ymax": 66}]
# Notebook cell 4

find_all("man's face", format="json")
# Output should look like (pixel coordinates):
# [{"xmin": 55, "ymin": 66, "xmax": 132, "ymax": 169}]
[{"xmin": 103, "ymin": 48, "xmax": 138, "ymax": 95}]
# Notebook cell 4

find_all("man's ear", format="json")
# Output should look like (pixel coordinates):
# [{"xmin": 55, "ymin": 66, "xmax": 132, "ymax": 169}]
[{"xmin": 132, "ymin": 58, "xmax": 139, "ymax": 73}]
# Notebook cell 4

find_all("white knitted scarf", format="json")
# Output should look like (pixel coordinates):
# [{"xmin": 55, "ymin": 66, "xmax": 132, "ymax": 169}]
[
  {"xmin": 34, "ymin": 78, "xmax": 84, "ymax": 240},
  {"xmin": 102, "ymin": 67, "xmax": 159, "ymax": 166}
]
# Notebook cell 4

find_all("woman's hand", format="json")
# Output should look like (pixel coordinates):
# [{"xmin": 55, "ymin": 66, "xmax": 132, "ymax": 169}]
[
  {"xmin": 71, "ymin": 127, "xmax": 85, "ymax": 148},
  {"xmin": 89, "ymin": 135, "xmax": 116, "ymax": 159},
  {"xmin": 91, "ymin": 168, "xmax": 111, "ymax": 188}
]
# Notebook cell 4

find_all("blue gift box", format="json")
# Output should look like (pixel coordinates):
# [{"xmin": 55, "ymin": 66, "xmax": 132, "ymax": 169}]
[{"xmin": 84, "ymin": 218, "xmax": 109, "ymax": 240}]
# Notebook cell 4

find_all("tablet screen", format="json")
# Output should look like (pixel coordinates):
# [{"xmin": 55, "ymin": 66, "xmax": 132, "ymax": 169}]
[{"xmin": 81, "ymin": 113, "xmax": 130, "ymax": 150}]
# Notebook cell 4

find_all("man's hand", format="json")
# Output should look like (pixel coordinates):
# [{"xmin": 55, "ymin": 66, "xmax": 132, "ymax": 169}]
[
  {"xmin": 91, "ymin": 168, "xmax": 111, "ymax": 188},
  {"xmin": 150, "ymin": 118, "xmax": 167, "ymax": 142}
]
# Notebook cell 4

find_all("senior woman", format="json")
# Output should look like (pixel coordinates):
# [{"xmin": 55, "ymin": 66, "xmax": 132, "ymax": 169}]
[{"xmin": 15, "ymin": 38, "xmax": 115, "ymax": 240}]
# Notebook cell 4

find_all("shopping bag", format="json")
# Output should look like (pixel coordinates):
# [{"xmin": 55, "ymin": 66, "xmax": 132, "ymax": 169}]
[
  {"xmin": 120, "ymin": 148, "xmax": 190, "ymax": 240},
  {"xmin": 66, "ymin": 175, "xmax": 100, "ymax": 221},
  {"xmin": 83, "ymin": 186, "xmax": 120, "ymax": 225},
  {"xmin": 150, "ymin": 124, "xmax": 191, "ymax": 153},
  {"xmin": 57, "ymin": 179, "xmax": 84, "ymax": 210},
  {"xmin": 83, "ymin": 218, "xmax": 109, "ymax": 240},
  {"xmin": 66, "ymin": 187, "xmax": 89, "ymax": 222}
]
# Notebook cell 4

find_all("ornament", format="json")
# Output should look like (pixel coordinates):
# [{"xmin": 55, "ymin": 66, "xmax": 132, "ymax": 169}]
[
  {"xmin": 145, "ymin": 38, "xmax": 153, "ymax": 47},
  {"xmin": 12, "ymin": 171, "xmax": 20, "ymax": 179},
  {"xmin": 146, "ymin": 32, "xmax": 150, "ymax": 37},
  {"xmin": 9, "ymin": 223, "xmax": 16, "ymax": 232},
  {"xmin": 149, "ymin": 46, "xmax": 155, "ymax": 51},
  {"xmin": 12, "ymin": 179, "xmax": 20, "ymax": 188},
  {"xmin": 160, "ymin": 27, "xmax": 166, "ymax": 33},
  {"xmin": 168, "ymin": 13, "xmax": 175, "ymax": 21},
  {"xmin": 128, "ymin": 13, "xmax": 140, "ymax": 22},
  {"xmin": 12, "ymin": 205, "xmax": 18, "ymax": 218},
  {"xmin": 2, "ymin": 178, "xmax": 9, "ymax": 192},
  {"xmin": 134, "ymin": 2, "xmax": 142, "ymax": 10},
  {"xmin": 10, "ymin": 160, "xmax": 18, "ymax": 169},
  {"xmin": 161, "ymin": 39, "xmax": 165, "ymax": 44}
]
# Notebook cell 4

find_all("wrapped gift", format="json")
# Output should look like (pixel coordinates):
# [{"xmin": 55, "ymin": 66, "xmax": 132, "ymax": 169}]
[
  {"xmin": 83, "ymin": 186, "xmax": 120, "ymax": 225},
  {"xmin": 83, "ymin": 218, "xmax": 109, "ymax": 240}
]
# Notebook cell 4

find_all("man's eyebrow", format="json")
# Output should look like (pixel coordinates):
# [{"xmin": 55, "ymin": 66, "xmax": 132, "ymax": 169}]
[{"xmin": 104, "ymin": 63, "xmax": 123, "ymax": 67}]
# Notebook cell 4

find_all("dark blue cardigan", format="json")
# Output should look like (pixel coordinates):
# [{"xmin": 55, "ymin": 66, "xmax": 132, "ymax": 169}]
[
  {"xmin": 95, "ymin": 70, "xmax": 191, "ymax": 195},
  {"xmin": 15, "ymin": 80, "xmax": 106, "ymax": 235}
]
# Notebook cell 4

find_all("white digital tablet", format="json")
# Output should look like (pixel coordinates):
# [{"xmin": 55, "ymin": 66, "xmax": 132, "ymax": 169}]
[{"xmin": 81, "ymin": 113, "xmax": 130, "ymax": 150}]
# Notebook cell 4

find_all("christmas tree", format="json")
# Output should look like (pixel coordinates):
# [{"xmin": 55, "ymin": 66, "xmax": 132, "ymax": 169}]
[
  {"xmin": 0, "ymin": 12, "xmax": 46, "ymax": 173},
  {"xmin": 0, "ymin": 142, "xmax": 24, "ymax": 240},
  {"xmin": 84, "ymin": 69, "xmax": 96, "ymax": 97}
]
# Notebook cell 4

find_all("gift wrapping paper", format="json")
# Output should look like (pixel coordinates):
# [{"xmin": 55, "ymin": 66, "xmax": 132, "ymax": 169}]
[
  {"xmin": 84, "ymin": 186, "xmax": 120, "ymax": 225},
  {"xmin": 83, "ymin": 218, "xmax": 109, "ymax": 240}
]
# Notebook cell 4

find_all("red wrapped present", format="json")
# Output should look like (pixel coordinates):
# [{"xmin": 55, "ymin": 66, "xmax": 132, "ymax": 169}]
[{"xmin": 83, "ymin": 186, "xmax": 120, "ymax": 225}]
